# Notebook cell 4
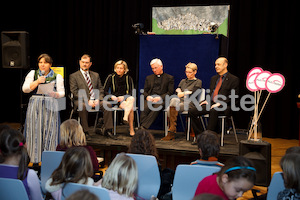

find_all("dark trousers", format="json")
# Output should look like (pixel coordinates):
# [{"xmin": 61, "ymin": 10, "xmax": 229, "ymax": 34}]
[
  {"xmin": 140, "ymin": 100, "xmax": 164, "ymax": 129},
  {"xmin": 76, "ymin": 100, "xmax": 113, "ymax": 132},
  {"xmin": 188, "ymin": 102, "xmax": 231, "ymax": 136}
]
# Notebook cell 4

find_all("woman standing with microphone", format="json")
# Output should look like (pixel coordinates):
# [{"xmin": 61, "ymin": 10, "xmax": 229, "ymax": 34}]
[{"xmin": 22, "ymin": 54, "xmax": 65, "ymax": 163}]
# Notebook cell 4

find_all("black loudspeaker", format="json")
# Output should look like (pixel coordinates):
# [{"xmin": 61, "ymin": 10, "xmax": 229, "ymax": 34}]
[
  {"xmin": 239, "ymin": 140, "xmax": 271, "ymax": 186},
  {"xmin": 1, "ymin": 31, "xmax": 29, "ymax": 69}
]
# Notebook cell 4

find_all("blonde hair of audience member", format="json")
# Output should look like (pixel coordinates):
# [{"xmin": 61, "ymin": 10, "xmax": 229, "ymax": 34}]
[
  {"xmin": 59, "ymin": 119, "xmax": 86, "ymax": 148},
  {"xmin": 50, "ymin": 147, "xmax": 93, "ymax": 185},
  {"xmin": 114, "ymin": 60, "xmax": 129, "ymax": 74},
  {"xmin": 216, "ymin": 156, "xmax": 256, "ymax": 200},
  {"xmin": 101, "ymin": 153, "xmax": 138, "ymax": 197},
  {"xmin": 280, "ymin": 153, "xmax": 300, "ymax": 192},
  {"xmin": 66, "ymin": 189, "xmax": 99, "ymax": 200}
]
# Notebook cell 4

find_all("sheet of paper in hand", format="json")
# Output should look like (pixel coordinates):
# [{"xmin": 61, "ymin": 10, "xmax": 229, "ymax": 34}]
[{"xmin": 36, "ymin": 82, "xmax": 55, "ymax": 95}]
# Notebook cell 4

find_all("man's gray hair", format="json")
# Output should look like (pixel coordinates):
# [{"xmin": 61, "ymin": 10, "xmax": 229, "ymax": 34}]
[{"xmin": 150, "ymin": 58, "xmax": 163, "ymax": 66}]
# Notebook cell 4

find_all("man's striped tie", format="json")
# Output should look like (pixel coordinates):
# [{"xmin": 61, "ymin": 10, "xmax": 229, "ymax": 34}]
[{"xmin": 84, "ymin": 71, "xmax": 95, "ymax": 99}]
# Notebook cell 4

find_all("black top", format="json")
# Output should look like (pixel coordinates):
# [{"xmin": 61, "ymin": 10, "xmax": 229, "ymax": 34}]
[
  {"xmin": 143, "ymin": 73, "xmax": 174, "ymax": 101},
  {"xmin": 152, "ymin": 74, "xmax": 163, "ymax": 95},
  {"xmin": 103, "ymin": 73, "xmax": 134, "ymax": 96}
]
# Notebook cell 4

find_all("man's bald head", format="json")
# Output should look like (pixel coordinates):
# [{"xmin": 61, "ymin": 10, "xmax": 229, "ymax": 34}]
[{"xmin": 215, "ymin": 57, "xmax": 228, "ymax": 75}]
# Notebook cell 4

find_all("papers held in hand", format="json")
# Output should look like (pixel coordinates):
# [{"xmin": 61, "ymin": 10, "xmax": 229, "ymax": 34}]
[{"xmin": 36, "ymin": 82, "xmax": 55, "ymax": 95}]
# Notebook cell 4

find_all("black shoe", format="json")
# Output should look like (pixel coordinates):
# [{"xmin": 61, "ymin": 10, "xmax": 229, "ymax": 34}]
[
  {"xmin": 84, "ymin": 131, "xmax": 91, "ymax": 140},
  {"xmin": 191, "ymin": 137, "xmax": 197, "ymax": 145},
  {"xmin": 105, "ymin": 129, "xmax": 118, "ymax": 140},
  {"xmin": 139, "ymin": 126, "xmax": 147, "ymax": 130},
  {"xmin": 95, "ymin": 128, "xmax": 104, "ymax": 135}
]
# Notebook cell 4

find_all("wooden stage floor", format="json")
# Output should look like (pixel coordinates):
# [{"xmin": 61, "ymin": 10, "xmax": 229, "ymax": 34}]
[{"xmin": 87, "ymin": 125, "xmax": 248, "ymax": 170}]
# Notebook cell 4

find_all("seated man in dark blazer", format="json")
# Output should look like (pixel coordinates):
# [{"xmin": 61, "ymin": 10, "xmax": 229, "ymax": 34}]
[
  {"xmin": 140, "ymin": 58, "xmax": 174, "ymax": 129},
  {"xmin": 189, "ymin": 57, "xmax": 239, "ymax": 138},
  {"xmin": 69, "ymin": 54, "xmax": 116, "ymax": 139}
]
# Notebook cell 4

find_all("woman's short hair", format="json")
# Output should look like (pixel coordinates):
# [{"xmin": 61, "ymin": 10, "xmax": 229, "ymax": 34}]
[
  {"xmin": 114, "ymin": 60, "xmax": 129, "ymax": 74},
  {"xmin": 60, "ymin": 119, "xmax": 86, "ymax": 148},
  {"xmin": 38, "ymin": 53, "xmax": 53, "ymax": 64},
  {"xmin": 280, "ymin": 153, "xmax": 300, "ymax": 192},
  {"xmin": 150, "ymin": 58, "xmax": 163, "ymax": 66},
  {"xmin": 185, "ymin": 62, "xmax": 197, "ymax": 71},
  {"xmin": 101, "ymin": 153, "xmax": 138, "ymax": 197}
]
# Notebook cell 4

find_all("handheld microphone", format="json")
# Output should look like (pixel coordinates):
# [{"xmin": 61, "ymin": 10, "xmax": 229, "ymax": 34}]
[{"xmin": 41, "ymin": 70, "xmax": 45, "ymax": 76}]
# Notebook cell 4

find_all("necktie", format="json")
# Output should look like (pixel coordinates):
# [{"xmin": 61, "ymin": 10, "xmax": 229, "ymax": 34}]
[
  {"xmin": 212, "ymin": 75, "xmax": 223, "ymax": 102},
  {"xmin": 84, "ymin": 71, "xmax": 95, "ymax": 99}
]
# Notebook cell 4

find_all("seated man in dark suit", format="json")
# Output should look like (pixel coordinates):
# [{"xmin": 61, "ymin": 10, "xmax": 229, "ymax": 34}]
[
  {"xmin": 69, "ymin": 54, "xmax": 116, "ymax": 139},
  {"xmin": 140, "ymin": 58, "xmax": 174, "ymax": 129},
  {"xmin": 189, "ymin": 57, "xmax": 239, "ymax": 138}
]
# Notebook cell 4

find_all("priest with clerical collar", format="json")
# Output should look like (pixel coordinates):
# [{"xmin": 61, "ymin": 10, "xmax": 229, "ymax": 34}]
[{"xmin": 140, "ymin": 58, "xmax": 174, "ymax": 130}]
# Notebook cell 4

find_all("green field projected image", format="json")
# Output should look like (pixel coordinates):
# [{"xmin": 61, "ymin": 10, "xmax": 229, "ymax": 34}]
[{"xmin": 152, "ymin": 5, "xmax": 229, "ymax": 36}]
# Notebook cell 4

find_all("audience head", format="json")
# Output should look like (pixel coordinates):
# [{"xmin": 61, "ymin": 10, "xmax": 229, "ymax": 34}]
[
  {"xmin": 150, "ymin": 58, "xmax": 163, "ymax": 75},
  {"xmin": 193, "ymin": 193, "xmax": 223, "ymax": 200},
  {"xmin": 285, "ymin": 146, "xmax": 300, "ymax": 154},
  {"xmin": 0, "ymin": 128, "xmax": 29, "ymax": 180},
  {"xmin": 0, "ymin": 124, "xmax": 11, "ymax": 134},
  {"xmin": 114, "ymin": 60, "xmax": 129, "ymax": 75},
  {"xmin": 66, "ymin": 189, "xmax": 99, "ymax": 200},
  {"xmin": 128, "ymin": 129, "xmax": 158, "ymax": 160},
  {"xmin": 185, "ymin": 62, "xmax": 197, "ymax": 80},
  {"xmin": 50, "ymin": 147, "xmax": 93, "ymax": 185},
  {"xmin": 217, "ymin": 156, "xmax": 256, "ymax": 200},
  {"xmin": 196, "ymin": 130, "xmax": 220, "ymax": 160},
  {"xmin": 79, "ymin": 54, "xmax": 92, "ymax": 71},
  {"xmin": 215, "ymin": 57, "xmax": 228, "ymax": 76},
  {"xmin": 60, "ymin": 119, "xmax": 86, "ymax": 148},
  {"xmin": 101, "ymin": 153, "xmax": 138, "ymax": 197},
  {"xmin": 0, "ymin": 124, "xmax": 11, "ymax": 163},
  {"xmin": 280, "ymin": 153, "xmax": 300, "ymax": 192}
]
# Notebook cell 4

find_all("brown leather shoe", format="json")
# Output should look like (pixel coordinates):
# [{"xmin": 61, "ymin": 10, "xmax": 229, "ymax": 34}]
[{"xmin": 161, "ymin": 131, "xmax": 175, "ymax": 141}]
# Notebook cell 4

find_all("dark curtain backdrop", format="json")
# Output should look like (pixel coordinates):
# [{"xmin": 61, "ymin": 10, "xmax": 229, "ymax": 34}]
[{"xmin": 0, "ymin": 0, "xmax": 298, "ymax": 139}]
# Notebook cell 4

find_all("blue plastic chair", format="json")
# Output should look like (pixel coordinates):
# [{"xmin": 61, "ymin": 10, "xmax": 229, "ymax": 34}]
[
  {"xmin": 40, "ymin": 151, "xmax": 65, "ymax": 194},
  {"xmin": 62, "ymin": 183, "xmax": 111, "ymax": 200},
  {"xmin": 0, "ymin": 177, "xmax": 29, "ymax": 200},
  {"xmin": 172, "ymin": 164, "xmax": 220, "ymax": 200},
  {"xmin": 126, "ymin": 153, "xmax": 161, "ymax": 200},
  {"xmin": 266, "ymin": 172, "xmax": 285, "ymax": 200}
]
